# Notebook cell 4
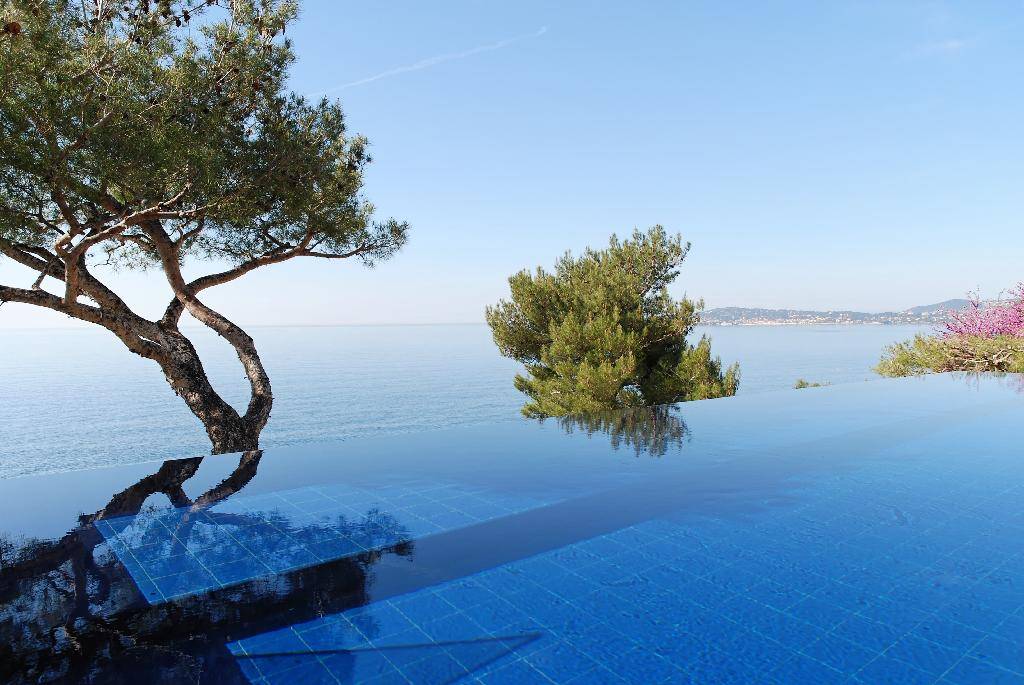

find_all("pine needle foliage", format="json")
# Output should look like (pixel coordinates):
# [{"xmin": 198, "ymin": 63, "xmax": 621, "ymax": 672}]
[{"xmin": 486, "ymin": 227, "xmax": 739, "ymax": 417}]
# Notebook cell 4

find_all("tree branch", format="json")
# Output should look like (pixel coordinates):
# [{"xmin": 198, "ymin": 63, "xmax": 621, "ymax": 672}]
[
  {"xmin": 160, "ymin": 228, "xmax": 319, "ymax": 326},
  {"xmin": 142, "ymin": 220, "xmax": 273, "ymax": 431}
]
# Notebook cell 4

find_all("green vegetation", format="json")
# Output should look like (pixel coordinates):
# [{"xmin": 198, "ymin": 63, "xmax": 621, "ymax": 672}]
[
  {"xmin": 875, "ymin": 335, "xmax": 1024, "ymax": 377},
  {"xmin": 486, "ymin": 226, "xmax": 739, "ymax": 417},
  {"xmin": 793, "ymin": 379, "xmax": 827, "ymax": 389},
  {"xmin": 553, "ymin": 406, "xmax": 688, "ymax": 458},
  {"xmin": 0, "ymin": 0, "xmax": 406, "ymax": 452},
  {"xmin": 877, "ymin": 286, "xmax": 1024, "ymax": 378}
]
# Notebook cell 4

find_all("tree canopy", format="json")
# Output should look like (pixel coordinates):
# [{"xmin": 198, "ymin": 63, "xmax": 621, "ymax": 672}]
[
  {"xmin": 486, "ymin": 227, "xmax": 739, "ymax": 417},
  {"xmin": 0, "ymin": 0, "xmax": 406, "ymax": 275},
  {"xmin": 0, "ymin": 0, "xmax": 408, "ymax": 452}
]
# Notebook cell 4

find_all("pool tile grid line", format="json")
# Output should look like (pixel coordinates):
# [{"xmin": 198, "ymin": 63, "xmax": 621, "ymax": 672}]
[
  {"xmin": 96, "ymin": 479, "xmax": 583, "ymax": 603},
  {"xmin": 106, "ymin": 447, "xmax": 1024, "ymax": 679},
  {"xmin": 228, "ymin": 465, "xmax": 1024, "ymax": 685},
  {"xmin": 573, "ymin": 521, "xmax": 1024, "ymax": 684},
  {"xmin": 228, "ymin": 548, "xmax": 1024, "ymax": 679},
  {"xmin": 100, "ymin": 422, "xmax": 1024, "ymax": 606},
  {"xmin": 626, "ymin": 480, "xmax": 1024, "ymax": 684}
]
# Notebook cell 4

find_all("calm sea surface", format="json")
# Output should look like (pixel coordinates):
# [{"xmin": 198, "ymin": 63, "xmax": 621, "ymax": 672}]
[{"xmin": 0, "ymin": 323, "xmax": 929, "ymax": 478}]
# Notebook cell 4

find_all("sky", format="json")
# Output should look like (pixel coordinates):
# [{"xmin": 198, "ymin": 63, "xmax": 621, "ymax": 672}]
[{"xmin": 2, "ymin": 1, "xmax": 1023, "ymax": 328}]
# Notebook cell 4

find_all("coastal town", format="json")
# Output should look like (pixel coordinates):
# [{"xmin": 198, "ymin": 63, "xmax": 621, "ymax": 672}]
[{"xmin": 702, "ymin": 299, "xmax": 970, "ymax": 326}]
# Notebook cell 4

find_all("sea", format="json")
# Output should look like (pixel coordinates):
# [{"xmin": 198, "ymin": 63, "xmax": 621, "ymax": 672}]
[{"xmin": 0, "ymin": 323, "xmax": 930, "ymax": 479}]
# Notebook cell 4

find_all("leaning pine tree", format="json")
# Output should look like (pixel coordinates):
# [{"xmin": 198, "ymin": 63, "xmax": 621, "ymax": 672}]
[
  {"xmin": 486, "ymin": 227, "xmax": 738, "ymax": 417},
  {"xmin": 0, "ymin": 0, "xmax": 408, "ymax": 453}
]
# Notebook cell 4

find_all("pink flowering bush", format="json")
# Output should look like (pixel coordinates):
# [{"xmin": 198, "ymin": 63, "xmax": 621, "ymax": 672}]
[
  {"xmin": 877, "ymin": 285, "xmax": 1024, "ymax": 376},
  {"xmin": 941, "ymin": 284, "xmax": 1024, "ymax": 339}
]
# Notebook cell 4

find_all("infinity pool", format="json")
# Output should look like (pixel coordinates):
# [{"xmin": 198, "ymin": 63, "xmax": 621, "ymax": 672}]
[{"xmin": 2, "ymin": 373, "xmax": 1022, "ymax": 684}]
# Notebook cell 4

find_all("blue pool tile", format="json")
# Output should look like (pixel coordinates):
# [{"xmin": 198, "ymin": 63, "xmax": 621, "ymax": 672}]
[
  {"xmin": 566, "ymin": 665, "xmax": 628, "ymax": 684},
  {"xmin": 812, "ymin": 580, "xmax": 875, "ymax": 613},
  {"xmin": 479, "ymin": 658, "xmax": 554, "ymax": 684},
  {"xmin": 800, "ymin": 633, "xmax": 876, "ymax": 675},
  {"xmin": 233, "ymin": 629, "xmax": 313, "ymax": 678},
  {"xmin": 575, "ymin": 535, "xmax": 631, "ymax": 559},
  {"xmin": 885, "ymin": 634, "xmax": 962, "ymax": 676},
  {"xmin": 145, "ymin": 552, "xmax": 207, "ymax": 579},
  {"xmin": 416, "ymin": 612, "xmax": 489, "ymax": 643},
  {"xmin": 712, "ymin": 625, "xmax": 789, "ymax": 672},
  {"xmin": 785, "ymin": 596, "xmax": 852, "ymax": 631},
  {"xmin": 856, "ymin": 596, "xmax": 931, "ymax": 633},
  {"xmin": 132, "ymin": 578, "xmax": 163, "ymax": 604},
  {"xmin": 746, "ymin": 607, "xmax": 825, "ymax": 651},
  {"xmin": 260, "ymin": 660, "xmax": 339, "ymax": 685},
  {"xmin": 360, "ymin": 670, "xmax": 417, "ymax": 685},
  {"xmin": 349, "ymin": 604, "xmax": 418, "ymax": 641},
  {"xmin": 100, "ymin": 479, "xmax": 582, "ymax": 605},
  {"xmin": 704, "ymin": 565, "xmax": 765, "ymax": 594},
  {"xmin": 391, "ymin": 592, "xmax": 460, "ymax": 624},
  {"xmin": 232, "ymin": 652, "xmax": 266, "ymax": 683},
  {"xmin": 525, "ymin": 640, "xmax": 599, "ymax": 682},
  {"xmin": 321, "ymin": 649, "xmax": 403, "ymax": 683},
  {"xmin": 395, "ymin": 651, "xmax": 468, "ymax": 683},
  {"xmin": 130, "ymin": 541, "xmax": 180, "ymax": 564},
  {"xmin": 263, "ymin": 545, "xmax": 322, "ymax": 573},
  {"xmin": 852, "ymin": 656, "xmax": 935, "ymax": 684},
  {"xmin": 913, "ymin": 616, "xmax": 987, "ymax": 652},
  {"xmin": 193, "ymin": 538, "xmax": 251, "ymax": 566},
  {"xmin": 463, "ymin": 599, "xmax": 527, "ymax": 634},
  {"xmin": 940, "ymin": 596, "xmax": 1008, "ymax": 631},
  {"xmin": 371, "ymin": 632, "xmax": 436, "ymax": 673},
  {"xmin": 943, "ymin": 656, "xmax": 1024, "ymax": 684},
  {"xmin": 298, "ymin": 617, "xmax": 369, "ymax": 652},
  {"xmin": 746, "ymin": 579, "xmax": 808, "ymax": 611},
  {"xmin": 769, "ymin": 653, "xmax": 848, "ymax": 685},
  {"xmin": 683, "ymin": 644, "xmax": 770, "ymax": 685},
  {"xmin": 970, "ymin": 635, "xmax": 1024, "ymax": 675},
  {"xmin": 606, "ymin": 646, "xmax": 682, "ymax": 683},
  {"xmin": 449, "ymin": 635, "xmax": 535, "ymax": 674},
  {"xmin": 831, "ymin": 614, "xmax": 903, "ymax": 652},
  {"xmin": 209, "ymin": 556, "xmax": 272, "ymax": 585},
  {"xmin": 990, "ymin": 612, "xmax": 1024, "ymax": 642},
  {"xmin": 153, "ymin": 567, "xmax": 219, "ymax": 599}
]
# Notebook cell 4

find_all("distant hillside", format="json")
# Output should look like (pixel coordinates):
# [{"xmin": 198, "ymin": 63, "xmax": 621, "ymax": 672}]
[
  {"xmin": 702, "ymin": 300, "xmax": 969, "ymax": 326},
  {"xmin": 904, "ymin": 299, "xmax": 971, "ymax": 315}
]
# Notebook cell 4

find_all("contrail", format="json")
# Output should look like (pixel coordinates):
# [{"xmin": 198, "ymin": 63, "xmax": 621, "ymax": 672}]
[{"xmin": 308, "ymin": 26, "xmax": 549, "ymax": 96}]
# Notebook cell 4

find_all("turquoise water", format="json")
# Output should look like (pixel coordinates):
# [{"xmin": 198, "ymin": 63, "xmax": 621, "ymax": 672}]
[{"xmin": 0, "ymin": 323, "xmax": 929, "ymax": 478}]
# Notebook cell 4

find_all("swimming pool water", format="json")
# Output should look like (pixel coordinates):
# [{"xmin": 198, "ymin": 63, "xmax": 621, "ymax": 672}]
[
  {"xmin": 229, "ymin": 454, "xmax": 1024, "ymax": 684},
  {"xmin": 97, "ymin": 480, "xmax": 589, "ymax": 603},
  {"xmin": 1, "ymin": 373, "xmax": 1022, "ymax": 684}
]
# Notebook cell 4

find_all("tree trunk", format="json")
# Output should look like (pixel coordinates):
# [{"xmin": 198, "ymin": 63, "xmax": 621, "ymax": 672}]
[
  {"xmin": 0, "ymin": 234, "xmax": 274, "ymax": 456},
  {"xmin": 155, "ymin": 327, "xmax": 271, "ymax": 455}
]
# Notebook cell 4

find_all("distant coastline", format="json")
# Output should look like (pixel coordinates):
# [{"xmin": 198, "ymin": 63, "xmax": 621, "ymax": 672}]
[{"xmin": 701, "ymin": 299, "xmax": 969, "ymax": 326}]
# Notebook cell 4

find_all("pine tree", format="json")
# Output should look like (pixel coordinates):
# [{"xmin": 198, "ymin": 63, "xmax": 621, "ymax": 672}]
[
  {"xmin": 486, "ymin": 227, "xmax": 739, "ymax": 417},
  {"xmin": 0, "ymin": 0, "xmax": 408, "ymax": 453}
]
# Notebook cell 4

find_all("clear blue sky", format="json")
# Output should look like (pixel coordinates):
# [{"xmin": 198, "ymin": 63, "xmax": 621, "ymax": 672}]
[{"xmin": 3, "ymin": 1, "xmax": 1023, "ymax": 328}]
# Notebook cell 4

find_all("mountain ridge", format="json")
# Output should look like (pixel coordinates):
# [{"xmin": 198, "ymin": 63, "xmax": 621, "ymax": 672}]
[{"xmin": 702, "ymin": 299, "xmax": 971, "ymax": 326}]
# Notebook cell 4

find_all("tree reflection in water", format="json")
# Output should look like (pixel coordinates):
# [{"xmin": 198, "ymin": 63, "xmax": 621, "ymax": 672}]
[
  {"xmin": 0, "ymin": 452, "xmax": 413, "ymax": 684},
  {"xmin": 551, "ymin": 405, "xmax": 688, "ymax": 457}
]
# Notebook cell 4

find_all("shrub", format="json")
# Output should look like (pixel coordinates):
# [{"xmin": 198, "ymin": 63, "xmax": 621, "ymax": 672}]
[
  {"xmin": 486, "ymin": 227, "xmax": 739, "ymax": 417},
  {"xmin": 876, "ymin": 334, "xmax": 1024, "ymax": 377},
  {"xmin": 877, "ymin": 285, "xmax": 1024, "ymax": 378}
]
